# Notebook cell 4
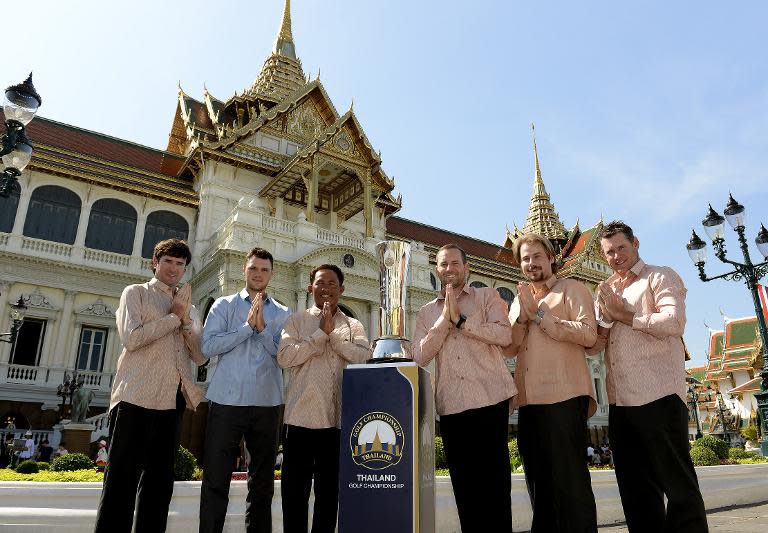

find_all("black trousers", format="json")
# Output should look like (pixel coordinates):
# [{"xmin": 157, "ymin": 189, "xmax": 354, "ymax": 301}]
[
  {"xmin": 440, "ymin": 399, "xmax": 512, "ymax": 533},
  {"xmin": 199, "ymin": 402, "xmax": 280, "ymax": 533},
  {"xmin": 281, "ymin": 425, "xmax": 341, "ymax": 533},
  {"xmin": 94, "ymin": 389, "xmax": 185, "ymax": 533},
  {"xmin": 518, "ymin": 396, "xmax": 597, "ymax": 533},
  {"xmin": 609, "ymin": 395, "xmax": 708, "ymax": 533}
]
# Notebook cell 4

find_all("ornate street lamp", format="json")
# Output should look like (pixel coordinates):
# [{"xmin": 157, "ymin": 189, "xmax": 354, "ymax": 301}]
[
  {"xmin": 686, "ymin": 194, "xmax": 768, "ymax": 453},
  {"xmin": 686, "ymin": 376, "xmax": 704, "ymax": 440},
  {"xmin": 0, "ymin": 73, "xmax": 42, "ymax": 198},
  {"xmin": 0, "ymin": 296, "xmax": 27, "ymax": 344}
]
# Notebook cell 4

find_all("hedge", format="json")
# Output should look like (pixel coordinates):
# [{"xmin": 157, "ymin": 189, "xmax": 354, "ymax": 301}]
[
  {"xmin": 690, "ymin": 446, "xmax": 719, "ymax": 466},
  {"xmin": 692, "ymin": 435, "xmax": 729, "ymax": 460},
  {"xmin": 0, "ymin": 468, "xmax": 103, "ymax": 482},
  {"xmin": 174, "ymin": 446, "xmax": 198, "ymax": 481},
  {"xmin": 434, "ymin": 437, "xmax": 447, "ymax": 469},
  {"xmin": 51, "ymin": 453, "xmax": 94, "ymax": 472},
  {"xmin": 15, "ymin": 460, "xmax": 40, "ymax": 474}
]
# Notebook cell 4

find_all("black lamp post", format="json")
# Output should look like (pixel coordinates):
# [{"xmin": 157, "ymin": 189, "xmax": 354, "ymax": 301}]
[
  {"xmin": 686, "ymin": 376, "xmax": 704, "ymax": 440},
  {"xmin": 686, "ymin": 194, "xmax": 768, "ymax": 454},
  {"xmin": 0, "ymin": 73, "xmax": 42, "ymax": 198},
  {"xmin": 0, "ymin": 296, "xmax": 27, "ymax": 345}
]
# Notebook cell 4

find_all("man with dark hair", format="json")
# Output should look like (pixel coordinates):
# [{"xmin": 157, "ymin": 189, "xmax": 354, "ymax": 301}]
[
  {"xmin": 504, "ymin": 233, "xmax": 598, "ymax": 531},
  {"xmin": 95, "ymin": 238, "xmax": 205, "ymax": 533},
  {"xmin": 588, "ymin": 221, "xmax": 707, "ymax": 532},
  {"xmin": 413, "ymin": 244, "xmax": 516, "ymax": 531},
  {"xmin": 278, "ymin": 264, "xmax": 369, "ymax": 533},
  {"xmin": 199, "ymin": 247, "xmax": 291, "ymax": 533}
]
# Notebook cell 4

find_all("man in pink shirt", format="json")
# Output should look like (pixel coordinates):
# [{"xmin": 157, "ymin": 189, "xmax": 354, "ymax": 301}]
[
  {"xmin": 591, "ymin": 221, "xmax": 707, "ymax": 532},
  {"xmin": 413, "ymin": 244, "xmax": 516, "ymax": 532}
]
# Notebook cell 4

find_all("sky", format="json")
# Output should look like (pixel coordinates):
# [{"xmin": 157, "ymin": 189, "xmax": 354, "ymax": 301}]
[{"xmin": 8, "ymin": 0, "xmax": 768, "ymax": 366}]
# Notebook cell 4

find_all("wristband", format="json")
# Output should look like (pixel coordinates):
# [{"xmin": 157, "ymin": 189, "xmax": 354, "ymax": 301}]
[{"xmin": 455, "ymin": 314, "xmax": 467, "ymax": 329}]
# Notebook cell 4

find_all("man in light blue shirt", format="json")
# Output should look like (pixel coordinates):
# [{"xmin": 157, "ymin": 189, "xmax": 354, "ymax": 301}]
[{"xmin": 199, "ymin": 247, "xmax": 291, "ymax": 533}]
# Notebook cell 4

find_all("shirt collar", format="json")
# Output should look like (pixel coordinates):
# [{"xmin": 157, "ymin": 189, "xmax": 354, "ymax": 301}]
[
  {"xmin": 630, "ymin": 258, "xmax": 646, "ymax": 276},
  {"xmin": 149, "ymin": 277, "xmax": 174, "ymax": 296},
  {"xmin": 437, "ymin": 284, "xmax": 471, "ymax": 300}
]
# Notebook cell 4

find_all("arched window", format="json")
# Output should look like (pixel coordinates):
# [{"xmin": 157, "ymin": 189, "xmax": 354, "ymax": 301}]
[
  {"xmin": 0, "ymin": 182, "xmax": 20, "ymax": 233},
  {"xmin": 85, "ymin": 199, "xmax": 137, "ymax": 254},
  {"xmin": 429, "ymin": 273, "xmax": 437, "ymax": 290},
  {"xmin": 497, "ymin": 287, "xmax": 515, "ymax": 307},
  {"xmin": 469, "ymin": 281, "xmax": 487, "ymax": 289},
  {"xmin": 141, "ymin": 210, "xmax": 189, "ymax": 258},
  {"xmin": 23, "ymin": 186, "xmax": 81, "ymax": 244}
]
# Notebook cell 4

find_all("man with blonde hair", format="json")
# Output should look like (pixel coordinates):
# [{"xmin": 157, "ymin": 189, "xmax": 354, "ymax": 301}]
[{"xmin": 504, "ymin": 233, "xmax": 598, "ymax": 532}]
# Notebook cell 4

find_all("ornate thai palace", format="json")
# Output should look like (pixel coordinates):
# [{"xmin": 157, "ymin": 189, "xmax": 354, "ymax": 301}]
[
  {"xmin": 0, "ymin": 0, "xmax": 611, "ymax": 457},
  {"xmin": 687, "ymin": 314, "xmax": 764, "ymax": 443}
]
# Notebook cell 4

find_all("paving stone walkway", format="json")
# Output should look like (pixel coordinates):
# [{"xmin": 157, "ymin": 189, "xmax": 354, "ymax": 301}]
[{"xmin": 598, "ymin": 501, "xmax": 768, "ymax": 532}]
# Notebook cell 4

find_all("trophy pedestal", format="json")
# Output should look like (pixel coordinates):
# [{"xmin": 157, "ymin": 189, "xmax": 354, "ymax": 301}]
[{"xmin": 338, "ymin": 362, "xmax": 435, "ymax": 533}]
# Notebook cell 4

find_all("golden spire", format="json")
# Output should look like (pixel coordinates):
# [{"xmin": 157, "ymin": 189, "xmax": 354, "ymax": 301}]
[
  {"xmin": 248, "ymin": 0, "xmax": 306, "ymax": 102},
  {"xmin": 521, "ymin": 124, "xmax": 567, "ymax": 241},
  {"xmin": 275, "ymin": 0, "xmax": 296, "ymax": 58}
]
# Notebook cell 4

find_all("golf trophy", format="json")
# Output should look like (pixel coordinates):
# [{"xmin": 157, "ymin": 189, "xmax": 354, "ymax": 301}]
[
  {"xmin": 370, "ymin": 240, "xmax": 412, "ymax": 362},
  {"xmin": 338, "ymin": 240, "xmax": 435, "ymax": 533}
]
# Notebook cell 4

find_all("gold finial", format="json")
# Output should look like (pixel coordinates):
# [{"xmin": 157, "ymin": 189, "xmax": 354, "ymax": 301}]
[
  {"xmin": 532, "ymin": 122, "xmax": 542, "ymax": 185},
  {"xmin": 278, "ymin": 0, "xmax": 293, "ymax": 42}
]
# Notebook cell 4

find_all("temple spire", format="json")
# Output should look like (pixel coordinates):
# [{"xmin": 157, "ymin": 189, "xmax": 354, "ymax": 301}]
[
  {"xmin": 248, "ymin": 0, "xmax": 306, "ymax": 102},
  {"xmin": 274, "ymin": 0, "xmax": 296, "ymax": 59},
  {"xmin": 521, "ymin": 124, "xmax": 567, "ymax": 242}
]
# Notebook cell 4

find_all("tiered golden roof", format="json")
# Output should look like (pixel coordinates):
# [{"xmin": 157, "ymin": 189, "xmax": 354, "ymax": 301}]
[{"xmin": 247, "ymin": 0, "xmax": 307, "ymax": 103}]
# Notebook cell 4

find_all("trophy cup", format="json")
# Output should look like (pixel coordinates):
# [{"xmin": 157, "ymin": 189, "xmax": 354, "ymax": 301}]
[{"xmin": 370, "ymin": 240, "xmax": 412, "ymax": 362}]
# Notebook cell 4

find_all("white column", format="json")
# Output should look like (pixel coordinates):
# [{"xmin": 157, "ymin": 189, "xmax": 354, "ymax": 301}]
[
  {"xmin": 130, "ymin": 213, "xmax": 148, "ymax": 258},
  {"xmin": 51, "ymin": 290, "xmax": 77, "ymax": 368},
  {"xmin": 73, "ymin": 201, "xmax": 93, "ymax": 248},
  {"xmin": 275, "ymin": 197, "xmax": 285, "ymax": 219},
  {"xmin": 10, "ymin": 182, "xmax": 32, "ymax": 235},
  {"xmin": 296, "ymin": 290, "xmax": 308, "ymax": 312},
  {"xmin": 0, "ymin": 283, "xmax": 10, "ymax": 364},
  {"xmin": 369, "ymin": 301, "xmax": 380, "ymax": 340}
]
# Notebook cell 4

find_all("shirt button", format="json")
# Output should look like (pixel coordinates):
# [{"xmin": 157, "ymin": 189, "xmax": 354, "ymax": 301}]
[{"xmin": 460, "ymin": 376, "xmax": 464, "ymax": 380}]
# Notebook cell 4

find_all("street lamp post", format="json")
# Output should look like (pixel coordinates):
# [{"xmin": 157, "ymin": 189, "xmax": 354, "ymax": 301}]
[
  {"xmin": 0, "ymin": 73, "xmax": 42, "ymax": 198},
  {"xmin": 686, "ymin": 194, "xmax": 768, "ymax": 454},
  {"xmin": 686, "ymin": 376, "xmax": 703, "ymax": 440},
  {"xmin": 0, "ymin": 296, "xmax": 28, "ymax": 345}
]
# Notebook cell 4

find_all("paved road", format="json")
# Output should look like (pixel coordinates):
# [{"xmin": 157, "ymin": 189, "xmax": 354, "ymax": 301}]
[{"xmin": 599, "ymin": 501, "xmax": 768, "ymax": 532}]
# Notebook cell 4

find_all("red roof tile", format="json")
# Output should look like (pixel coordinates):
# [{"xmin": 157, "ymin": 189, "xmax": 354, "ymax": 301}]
[
  {"xmin": 386, "ymin": 216, "xmax": 513, "ymax": 262},
  {"xmin": 21, "ymin": 114, "xmax": 185, "ymax": 177}
]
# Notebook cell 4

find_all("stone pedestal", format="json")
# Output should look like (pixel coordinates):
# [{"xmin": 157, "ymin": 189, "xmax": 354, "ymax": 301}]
[
  {"xmin": 60, "ymin": 423, "xmax": 95, "ymax": 456},
  {"xmin": 338, "ymin": 362, "xmax": 435, "ymax": 533}
]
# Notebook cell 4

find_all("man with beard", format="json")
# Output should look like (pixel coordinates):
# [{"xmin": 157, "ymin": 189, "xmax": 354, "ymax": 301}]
[
  {"xmin": 503, "ymin": 233, "xmax": 598, "ymax": 532},
  {"xmin": 278, "ymin": 264, "xmax": 370, "ymax": 533},
  {"xmin": 199, "ymin": 247, "xmax": 291, "ymax": 533},
  {"xmin": 413, "ymin": 244, "xmax": 516, "ymax": 532},
  {"xmin": 588, "ymin": 221, "xmax": 707, "ymax": 532}
]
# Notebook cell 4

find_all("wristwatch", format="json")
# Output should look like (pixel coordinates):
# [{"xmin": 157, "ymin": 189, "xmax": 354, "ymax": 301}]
[
  {"xmin": 535, "ymin": 309, "xmax": 545, "ymax": 325},
  {"xmin": 455, "ymin": 314, "xmax": 467, "ymax": 329}
]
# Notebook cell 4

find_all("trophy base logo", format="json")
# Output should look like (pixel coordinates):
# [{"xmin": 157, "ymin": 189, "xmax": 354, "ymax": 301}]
[{"xmin": 350, "ymin": 411, "xmax": 404, "ymax": 470}]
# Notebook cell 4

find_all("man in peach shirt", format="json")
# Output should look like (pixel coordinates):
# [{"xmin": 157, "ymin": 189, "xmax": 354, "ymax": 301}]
[
  {"xmin": 413, "ymin": 244, "xmax": 516, "ymax": 532},
  {"xmin": 590, "ymin": 221, "xmax": 707, "ymax": 532},
  {"xmin": 504, "ymin": 233, "xmax": 598, "ymax": 532},
  {"xmin": 94, "ymin": 239, "xmax": 205, "ymax": 533},
  {"xmin": 278, "ymin": 264, "xmax": 370, "ymax": 533}
]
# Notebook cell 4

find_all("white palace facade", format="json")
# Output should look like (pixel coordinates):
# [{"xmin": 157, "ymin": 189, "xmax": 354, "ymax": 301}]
[{"xmin": 0, "ymin": 1, "xmax": 612, "ymax": 456}]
